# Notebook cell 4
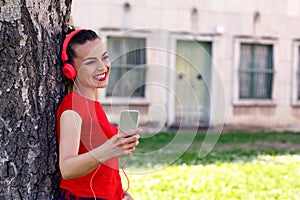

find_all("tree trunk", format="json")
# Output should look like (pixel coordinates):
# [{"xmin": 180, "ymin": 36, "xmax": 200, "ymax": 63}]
[{"xmin": 0, "ymin": 0, "xmax": 72, "ymax": 199}]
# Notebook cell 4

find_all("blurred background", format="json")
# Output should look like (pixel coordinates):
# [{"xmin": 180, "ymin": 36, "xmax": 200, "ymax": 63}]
[
  {"xmin": 71, "ymin": 0, "xmax": 300, "ymax": 131},
  {"xmin": 69, "ymin": 1, "xmax": 300, "ymax": 199}
]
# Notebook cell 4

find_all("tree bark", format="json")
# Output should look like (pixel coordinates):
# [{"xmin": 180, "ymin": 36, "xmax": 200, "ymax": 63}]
[{"xmin": 0, "ymin": 0, "xmax": 72, "ymax": 199}]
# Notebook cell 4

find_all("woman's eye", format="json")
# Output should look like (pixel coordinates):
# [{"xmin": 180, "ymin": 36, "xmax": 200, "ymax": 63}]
[
  {"xmin": 102, "ymin": 55, "xmax": 109, "ymax": 61},
  {"xmin": 85, "ymin": 60, "xmax": 96, "ymax": 65}
]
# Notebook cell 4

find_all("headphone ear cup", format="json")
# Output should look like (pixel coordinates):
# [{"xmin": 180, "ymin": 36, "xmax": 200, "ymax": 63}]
[{"xmin": 63, "ymin": 63, "xmax": 77, "ymax": 79}]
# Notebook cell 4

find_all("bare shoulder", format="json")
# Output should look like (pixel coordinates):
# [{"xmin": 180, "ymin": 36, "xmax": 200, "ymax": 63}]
[{"xmin": 60, "ymin": 110, "xmax": 82, "ymax": 126}]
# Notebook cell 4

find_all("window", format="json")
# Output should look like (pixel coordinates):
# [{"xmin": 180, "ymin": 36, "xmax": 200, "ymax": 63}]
[
  {"xmin": 297, "ymin": 46, "xmax": 300, "ymax": 100},
  {"xmin": 238, "ymin": 43, "xmax": 274, "ymax": 99},
  {"xmin": 106, "ymin": 37, "xmax": 146, "ymax": 97}
]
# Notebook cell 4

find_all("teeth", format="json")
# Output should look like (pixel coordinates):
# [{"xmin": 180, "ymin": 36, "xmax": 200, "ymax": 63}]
[{"xmin": 96, "ymin": 73, "xmax": 105, "ymax": 79}]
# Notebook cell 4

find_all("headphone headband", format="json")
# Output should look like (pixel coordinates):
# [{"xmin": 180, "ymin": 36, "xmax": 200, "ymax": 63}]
[
  {"xmin": 61, "ymin": 29, "xmax": 85, "ymax": 61},
  {"xmin": 61, "ymin": 29, "xmax": 85, "ymax": 79}
]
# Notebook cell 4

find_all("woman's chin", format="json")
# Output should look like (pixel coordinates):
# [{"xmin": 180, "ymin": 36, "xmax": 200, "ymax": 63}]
[
  {"xmin": 97, "ymin": 86, "xmax": 107, "ymax": 89},
  {"xmin": 97, "ymin": 82, "xmax": 108, "ymax": 88}
]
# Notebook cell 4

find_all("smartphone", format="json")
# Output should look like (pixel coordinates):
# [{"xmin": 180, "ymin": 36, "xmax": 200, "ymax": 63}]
[{"xmin": 118, "ymin": 110, "xmax": 139, "ymax": 133}]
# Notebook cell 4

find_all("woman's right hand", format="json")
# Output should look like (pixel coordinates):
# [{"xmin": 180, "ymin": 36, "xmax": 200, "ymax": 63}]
[{"xmin": 90, "ymin": 128, "xmax": 142, "ymax": 163}]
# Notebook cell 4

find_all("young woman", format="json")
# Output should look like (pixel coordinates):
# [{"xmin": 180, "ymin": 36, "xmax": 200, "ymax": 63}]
[{"xmin": 56, "ymin": 29, "xmax": 141, "ymax": 200}]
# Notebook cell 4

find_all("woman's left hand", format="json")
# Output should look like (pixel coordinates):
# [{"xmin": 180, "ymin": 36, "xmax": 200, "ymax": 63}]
[{"xmin": 123, "ymin": 191, "xmax": 134, "ymax": 200}]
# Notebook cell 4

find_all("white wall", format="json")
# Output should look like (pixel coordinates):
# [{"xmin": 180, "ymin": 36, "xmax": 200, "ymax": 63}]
[{"xmin": 71, "ymin": 0, "xmax": 300, "ymax": 129}]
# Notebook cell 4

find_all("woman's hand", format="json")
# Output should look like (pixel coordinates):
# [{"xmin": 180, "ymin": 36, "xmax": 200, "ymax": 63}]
[
  {"xmin": 90, "ymin": 128, "xmax": 142, "ymax": 162},
  {"xmin": 123, "ymin": 191, "xmax": 134, "ymax": 200}
]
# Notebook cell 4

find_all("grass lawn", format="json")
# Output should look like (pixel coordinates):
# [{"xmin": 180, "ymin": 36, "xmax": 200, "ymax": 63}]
[{"xmin": 120, "ymin": 131, "xmax": 300, "ymax": 200}]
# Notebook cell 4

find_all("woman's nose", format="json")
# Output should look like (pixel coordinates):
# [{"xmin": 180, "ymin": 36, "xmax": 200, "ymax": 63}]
[{"xmin": 96, "ymin": 59, "xmax": 106, "ymax": 70}]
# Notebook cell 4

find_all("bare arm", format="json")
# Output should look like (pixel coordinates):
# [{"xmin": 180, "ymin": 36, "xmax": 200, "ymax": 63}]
[{"xmin": 59, "ymin": 110, "xmax": 141, "ymax": 180}]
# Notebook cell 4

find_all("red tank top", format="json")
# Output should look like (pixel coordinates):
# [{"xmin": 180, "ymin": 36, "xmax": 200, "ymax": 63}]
[{"xmin": 56, "ymin": 92, "xmax": 123, "ymax": 199}]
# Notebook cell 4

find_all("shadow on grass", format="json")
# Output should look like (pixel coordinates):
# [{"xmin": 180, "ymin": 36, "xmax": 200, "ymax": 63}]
[{"xmin": 124, "ymin": 131, "xmax": 300, "ymax": 167}]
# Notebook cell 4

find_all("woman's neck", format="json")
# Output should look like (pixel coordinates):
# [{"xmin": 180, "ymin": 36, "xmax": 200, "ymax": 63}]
[{"xmin": 73, "ymin": 86, "xmax": 98, "ymax": 101}]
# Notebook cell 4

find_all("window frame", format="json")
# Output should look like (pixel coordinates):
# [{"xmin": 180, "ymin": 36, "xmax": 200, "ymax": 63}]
[
  {"xmin": 238, "ymin": 43, "xmax": 274, "ymax": 99},
  {"xmin": 97, "ymin": 30, "xmax": 150, "ymax": 105},
  {"xmin": 232, "ymin": 36, "xmax": 278, "ymax": 106},
  {"xmin": 291, "ymin": 40, "xmax": 300, "ymax": 106},
  {"xmin": 105, "ymin": 37, "xmax": 147, "ymax": 98}
]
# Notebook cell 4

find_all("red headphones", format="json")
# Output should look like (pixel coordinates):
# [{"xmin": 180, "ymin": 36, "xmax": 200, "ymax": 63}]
[{"xmin": 61, "ymin": 29, "xmax": 85, "ymax": 79}]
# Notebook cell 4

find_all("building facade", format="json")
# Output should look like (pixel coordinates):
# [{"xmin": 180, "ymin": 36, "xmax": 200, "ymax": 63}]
[{"xmin": 71, "ymin": 0, "xmax": 300, "ymax": 130}]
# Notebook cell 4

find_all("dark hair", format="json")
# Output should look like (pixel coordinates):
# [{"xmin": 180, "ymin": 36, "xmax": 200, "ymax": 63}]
[{"xmin": 66, "ymin": 29, "xmax": 99, "ymax": 63}]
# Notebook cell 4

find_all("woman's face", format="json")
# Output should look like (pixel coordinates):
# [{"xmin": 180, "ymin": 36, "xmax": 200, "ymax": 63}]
[{"xmin": 72, "ymin": 38, "xmax": 111, "ymax": 89}]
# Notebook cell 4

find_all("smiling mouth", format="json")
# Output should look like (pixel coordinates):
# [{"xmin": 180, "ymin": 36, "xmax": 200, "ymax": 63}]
[{"xmin": 94, "ymin": 72, "xmax": 107, "ymax": 82}]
